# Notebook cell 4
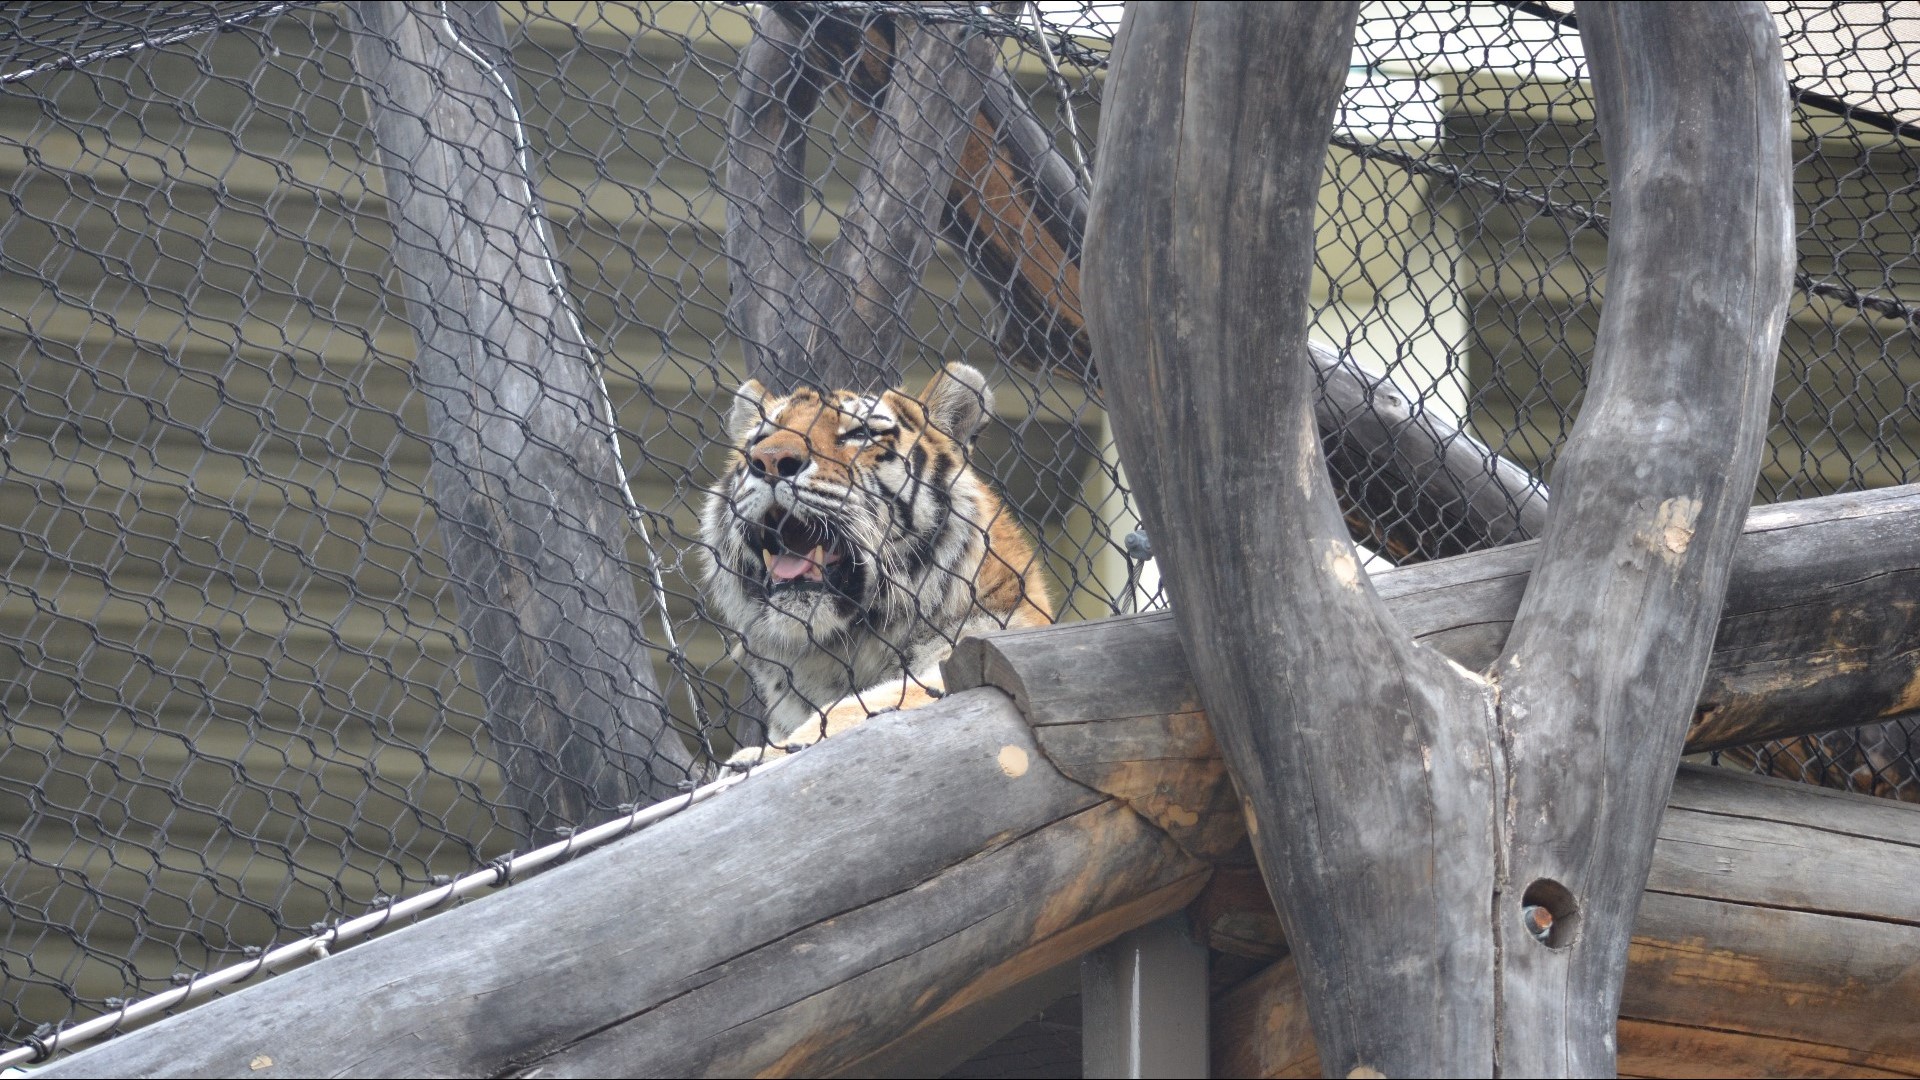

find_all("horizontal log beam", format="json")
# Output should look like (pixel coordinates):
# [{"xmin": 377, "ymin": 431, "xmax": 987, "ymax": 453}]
[
  {"xmin": 946, "ymin": 485, "xmax": 1920, "ymax": 857},
  {"xmin": 766, "ymin": 3, "xmax": 1094, "ymax": 380},
  {"xmin": 33, "ymin": 483, "xmax": 1920, "ymax": 1077},
  {"xmin": 33, "ymin": 690, "xmax": 1208, "ymax": 1079},
  {"xmin": 1213, "ymin": 765, "xmax": 1920, "ymax": 1078}
]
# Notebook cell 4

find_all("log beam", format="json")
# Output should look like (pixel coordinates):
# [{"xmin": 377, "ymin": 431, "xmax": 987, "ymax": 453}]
[
  {"xmin": 1490, "ymin": 10, "xmax": 1795, "ymax": 1068},
  {"xmin": 725, "ymin": 5, "xmax": 997, "ymax": 392},
  {"xmin": 1212, "ymin": 766, "xmax": 1920, "ymax": 1079},
  {"xmin": 781, "ymin": 14, "xmax": 995, "ymax": 391},
  {"xmin": 35, "ymin": 584, "xmax": 1919, "ymax": 1077},
  {"xmin": 762, "ymin": 3, "xmax": 1094, "ymax": 380},
  {"xmin": 1312, "ymin": 342, "xmax": 1549, "ymax": 560},
  {"xmin": 31, "ymin": 690, "xmax": 1208, "ymax": 1079},
  {"xmin": 946, "ymin": 483, "xmax": 1920, "ymax": 861},
  {"xmin": 721, "ymin": 11, "xmax": 822, "ymax": 384}
]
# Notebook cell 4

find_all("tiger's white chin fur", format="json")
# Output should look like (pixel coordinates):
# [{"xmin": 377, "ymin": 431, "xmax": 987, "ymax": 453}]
[{"xmin": 698, "ymin": 363, "xmax": 1052, "ymax": 750}]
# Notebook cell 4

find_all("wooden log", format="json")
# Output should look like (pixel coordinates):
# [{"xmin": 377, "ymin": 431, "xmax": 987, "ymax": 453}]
[
  {"xmin": 1684, "ymin": 488, "xmax": 1920, "ymax": 749},
  {"xmin": 783, "ymin": 12, "xmax": 995, "ymax": 391},
  {"xmin": 766, "ymin": 3, "xmax": 1094, "ymax": 379},
  {"xmin": 946, "ymin": 484, "xmax": 1920, "ymax": 860},
  {"xmin": 726, "ymin": 5, "xmax": 996, "ymax": 392},
  {"xmin": 349, "ymin": 2, "xmax": 695, "ymax": 838},
  {"xmin": 1212, "ymin": 766, "xmax": 1920, "ymax": 1080},
  {"xmin": 722, "ymin": 10, "xmax": 823, "ymax": 384},
  {"xmin": 1397, "ymin": 484, "xmax": 1920, "ymax": 753},
  {"xmin": 33, "ymin": 607, "xmax": 1914, "ymax": 1077},
  {"xmin": 32, "ymin": 689, "xmax": 1209, "ymax": 1078},
  {"xmin": 1085, "ymin": 4, "xmax": 1792, "ymax": 1070},
  {"xmin": 1312, "ymin": 341, "xmax": 1548, "ymax": 560},
  {"xmin": 1092, "ymin": 10, "xmax": 1504, "ymax": 1066}
]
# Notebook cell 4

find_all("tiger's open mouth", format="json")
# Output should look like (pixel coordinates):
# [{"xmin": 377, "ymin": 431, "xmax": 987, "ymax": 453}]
[{"xmin": 753, "ymin": 509, "xmax": 853, "ymax": 592}]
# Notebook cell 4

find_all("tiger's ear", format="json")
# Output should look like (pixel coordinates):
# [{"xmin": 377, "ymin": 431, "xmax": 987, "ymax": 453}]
[
  {"xmin": 918, "ymin": 363, "xmax": 989, "ymax": 443},
  {"xmin": 727, "ymin": 379, "xmax": 770, "ymax": 440}
]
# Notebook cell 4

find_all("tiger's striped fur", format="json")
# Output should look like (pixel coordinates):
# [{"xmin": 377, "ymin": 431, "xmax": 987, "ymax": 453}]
[{"xmin": 700, "ymin": 363, "xmax": 1052, "ymax": 761}]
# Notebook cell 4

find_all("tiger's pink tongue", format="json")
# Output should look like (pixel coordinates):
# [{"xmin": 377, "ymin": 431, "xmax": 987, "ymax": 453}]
[{"xmin": 769, "ymin": 553, "xmax": 819, "ymax": 582}]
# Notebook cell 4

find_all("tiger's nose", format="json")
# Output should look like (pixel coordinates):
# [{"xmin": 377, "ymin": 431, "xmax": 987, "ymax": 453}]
[{"xmin": 750, "ymin": 442, "xmax": 807, "ymax": 480}]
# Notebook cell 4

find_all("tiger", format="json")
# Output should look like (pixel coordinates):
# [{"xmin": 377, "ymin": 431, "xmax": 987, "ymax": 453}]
[{"xmin": 700, "ymin": 362, "xmax": 1053, "ymax": 766}]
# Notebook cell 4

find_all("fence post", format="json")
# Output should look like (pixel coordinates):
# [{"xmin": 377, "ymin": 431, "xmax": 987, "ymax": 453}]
[
  {"xmin": 1082, "ymin": 916, "xmax": 1210, "ymax": 1079},
  {"xmin": 349, "ymin": 1, "xmax": 695, "ymax": 842}
]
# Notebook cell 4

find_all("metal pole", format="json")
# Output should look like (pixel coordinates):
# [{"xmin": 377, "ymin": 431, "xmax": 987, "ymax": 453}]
[{"xmin": 1082, "ymin": 915, "xmax": 1209, "ymax": 1078}]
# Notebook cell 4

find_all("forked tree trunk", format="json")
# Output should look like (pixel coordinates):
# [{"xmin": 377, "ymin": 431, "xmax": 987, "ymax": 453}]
[
  {"xmin": 725, "ymin": 5, "xmax": 1550, "ymax": 560},
  {"xmin": 36, "ymin": 617, "xmax": 1920, "ymax": 1078},
  {"xmin": 724, "ymin": 5, "xmax": 996, "ymax": 393},
  {"xmin": 1085, "ymin": 3, "xmax": 1792, "ymax": 1074}
]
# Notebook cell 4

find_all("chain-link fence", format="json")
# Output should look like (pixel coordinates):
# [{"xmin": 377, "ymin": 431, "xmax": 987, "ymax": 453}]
[{"xmin": 2, "ymin": 0, "xmax": 1916, "ymax": 1054}]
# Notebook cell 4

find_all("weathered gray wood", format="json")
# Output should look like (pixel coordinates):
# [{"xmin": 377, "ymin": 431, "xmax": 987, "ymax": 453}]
[
  {"xmin": 1010, "ymin": 708, "xmax": 1243, "ymax": 860},
  {"xmin": 349, "ymin": 2, "xmax": 694, "ymax": 840},
  {"xmin": 1393, "ymin": 485, "xmax": 1920, "ymax": 751},
  {"xmin": 946, "ymin": 486, "xmax": 1920, "ymax": 856},
  {"xmin": 1312, "ymin": 341, "xmax": 1549, "ymax": 559},
  {"xmin": 723, "ymin": 10, "xmax": 823, "ymax": 385},
  {"xmin": 784, "ymin": 14, "xmax": 994, "ymax": 391},
  {"xmin": 1211, "ymin": 766, "xmax": 1920, "ymax": 1079},
  {"xmin": 1084, "ymin": 3, "xmax": 1792, "ymax": 1073},
  {"xmin": 1489, "ymin": 8, "xmax": 1794, "ymax": 1071},
  {"xmin": 34, "ymin": 689, "xmax": 1209, "ymax": 1079},
  {"xmin": 1088, "ymin": 8, "xmax": 1503, "ymax": 1072},
  {"xmin": 1455, "ymin": 483, "xmax": 1920, "ymax": 748},
  {"xmin": 766, "ymin": 4, "xmax": 1094, "ymax": 379},
  {"xmin": 1190, "ymin": 862, "xmax": 1291, "ymax": 960},
  {"xmin": 34, "ymin": 610, "xmax": 1915, "ymax": 1078},
  {"xmin": 1619, "ymin": 898, "xmax": 1920, "ymax": 1078}
]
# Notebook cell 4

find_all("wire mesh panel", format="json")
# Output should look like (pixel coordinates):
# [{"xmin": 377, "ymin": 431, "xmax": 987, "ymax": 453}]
[{"xmin": 1, "ymin": 0, "xmax": 1917, "ymax": 1053}]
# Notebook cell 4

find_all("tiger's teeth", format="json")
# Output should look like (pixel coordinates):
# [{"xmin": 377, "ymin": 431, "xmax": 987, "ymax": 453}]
[
  {"xmin": 807, "ymin": 546, "xmax": 827, "ymax": 581},
  {"xmin": 762, "ymin": 550, "xmax": 777, "ymax": 575}
]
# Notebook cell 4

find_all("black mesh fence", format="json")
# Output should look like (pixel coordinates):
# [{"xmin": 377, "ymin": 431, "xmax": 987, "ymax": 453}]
[{"xmin": 2, "ymin": 0, "xmax": 1916, "ymax": 1054}]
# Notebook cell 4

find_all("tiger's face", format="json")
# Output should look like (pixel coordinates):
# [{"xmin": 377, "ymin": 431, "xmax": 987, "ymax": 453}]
[{"xmin": 700, "ymin": 363, "xmax": 991, "ymax": 646}]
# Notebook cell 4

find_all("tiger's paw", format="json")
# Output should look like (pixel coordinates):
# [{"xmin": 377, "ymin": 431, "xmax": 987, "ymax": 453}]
[
  {"xmin": 721, "ymin": 693, "xmax": 897, "ymax": 773},
  {"xmin": 722, "ymin": 743, "xmax": 788, "ymax": 772},
  {"xmin": 722, "ymin": 724, "xmax": 823, "ymax": 771}
]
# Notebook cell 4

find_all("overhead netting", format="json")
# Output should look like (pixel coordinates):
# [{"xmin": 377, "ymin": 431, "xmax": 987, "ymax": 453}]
[{"xmin": 2, "ymin": 0, "xmax": 1917, "ymax": 1051}]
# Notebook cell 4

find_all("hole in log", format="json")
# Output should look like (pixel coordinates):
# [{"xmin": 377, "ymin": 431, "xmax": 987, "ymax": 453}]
[{"xmin": 1520, "ymin": 879, "xmax": 1579, "ymax": 949}]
